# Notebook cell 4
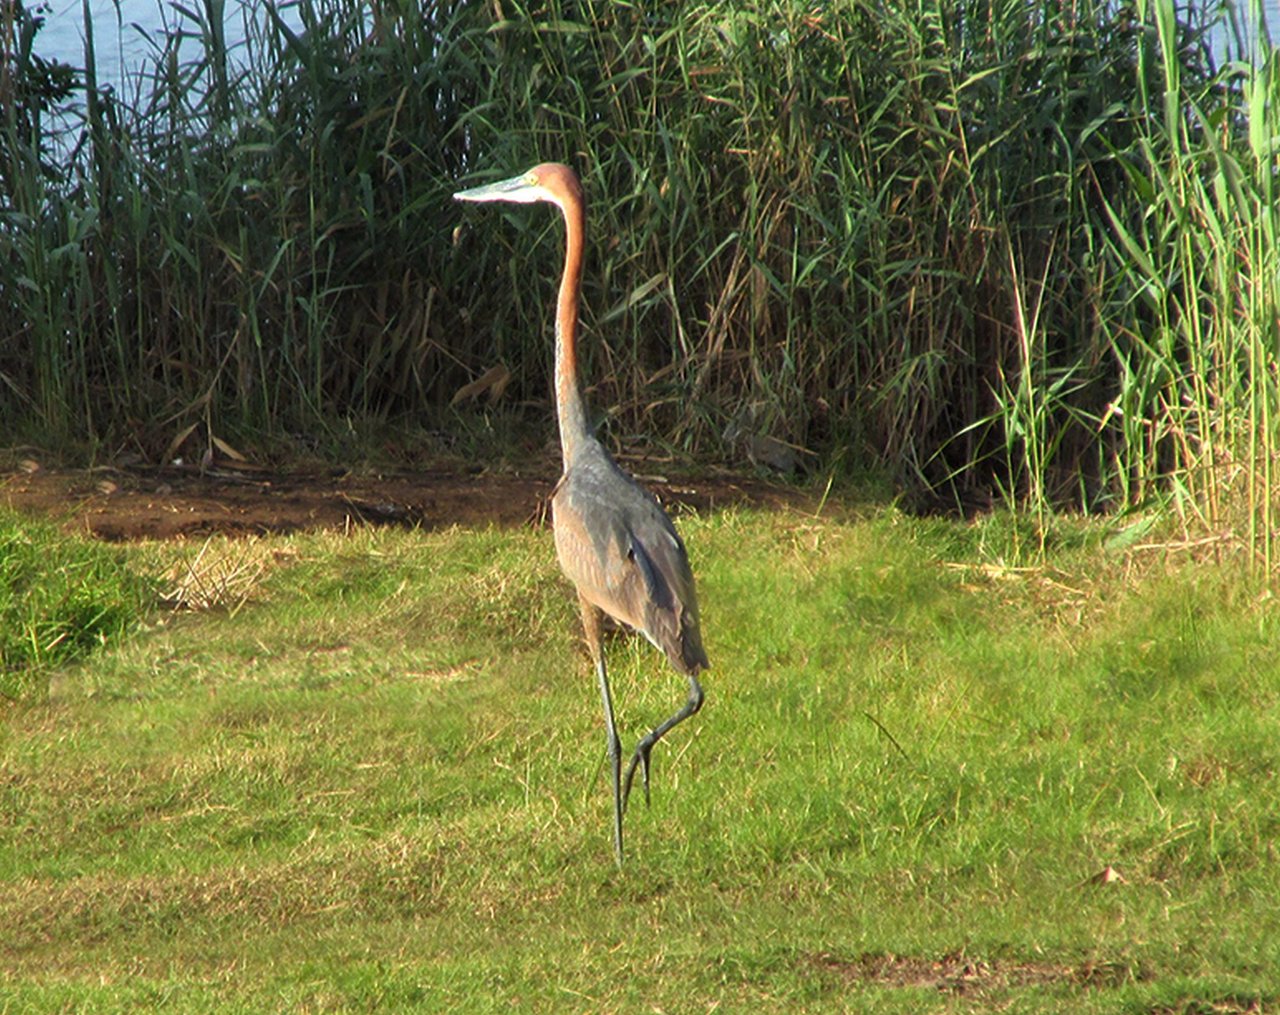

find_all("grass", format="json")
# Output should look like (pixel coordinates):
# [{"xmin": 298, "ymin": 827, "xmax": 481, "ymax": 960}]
[
  {"xmin": 0, "ymin": 508, "xmax": 154, "ymax": 700},
  {"xmin": 1, "ymin": 504, "xmax": 1277, "ymax": 1011}
]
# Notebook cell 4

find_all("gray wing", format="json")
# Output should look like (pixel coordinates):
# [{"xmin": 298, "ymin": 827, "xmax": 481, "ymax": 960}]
[{"xmin": 552, "ymin": 440, "xmax": 708, "ymax": 675}]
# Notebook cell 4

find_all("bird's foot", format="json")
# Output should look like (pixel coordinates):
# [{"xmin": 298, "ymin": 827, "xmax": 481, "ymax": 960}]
[{"xmin": 622, "ymin": 739, "xmax": 653, "ymax": 812}]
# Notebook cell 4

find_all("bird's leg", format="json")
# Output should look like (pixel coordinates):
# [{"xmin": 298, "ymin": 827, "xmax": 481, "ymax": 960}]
[
  {"xmin": 622, "ymin": 674, "xmax": 704, "ymax": 811},
  {"xmin": 580, "ymin": 596, "xmax": 623, "ymax": 867}
]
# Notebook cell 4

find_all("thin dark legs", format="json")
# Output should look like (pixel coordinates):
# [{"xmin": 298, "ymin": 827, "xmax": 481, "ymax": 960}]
[
  {"xmin": 622, "ymin": 675, "xmax": 704, "ymax": 810},
  {"xmin": 580, "ymin": 596, "xmax": 705, "ymax": 864},
  {"xmin": 580, "ymin": 597, "xmax": 623, "ymax": 867}
]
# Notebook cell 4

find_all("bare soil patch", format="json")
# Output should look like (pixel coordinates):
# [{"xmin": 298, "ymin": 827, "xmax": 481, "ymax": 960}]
[
  {"xmin": 1, "ymin": 459, "xmax": 808, "ymax": 541},
  {"xmin": 808, "ymin": 950, "xmax": 1135, "ymax": 994}
]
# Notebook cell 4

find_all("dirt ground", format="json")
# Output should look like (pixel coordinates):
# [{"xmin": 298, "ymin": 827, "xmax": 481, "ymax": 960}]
[{"xmin": 0, "ymin": 457, "xmax": 809, "ymax": 542}]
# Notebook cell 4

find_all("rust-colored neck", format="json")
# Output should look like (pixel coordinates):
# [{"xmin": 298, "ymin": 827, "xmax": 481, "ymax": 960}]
[{"xmin": 554, "ymin": 187, "xmax": 590, "ymax": 464}]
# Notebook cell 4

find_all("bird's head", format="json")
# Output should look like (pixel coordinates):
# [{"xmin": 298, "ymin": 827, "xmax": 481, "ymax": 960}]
[{"xmin": 452, "ymin": 162, "xmax": 583, "ymax": 210}]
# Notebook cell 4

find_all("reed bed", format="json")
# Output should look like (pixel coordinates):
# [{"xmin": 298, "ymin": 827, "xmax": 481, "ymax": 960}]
[{"xmin": 1, "ymin": 0, "xmax": 1277, "ymax": 565}]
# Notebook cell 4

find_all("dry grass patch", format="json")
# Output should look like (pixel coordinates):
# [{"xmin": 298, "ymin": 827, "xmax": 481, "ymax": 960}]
[
  {"xmin": 0, "ymin": 833, "xmax": 457, "ymax": 971},
  {"xmin": 159, "ymin": 536, "xmax": 298, "ymax": 613},
  {"xmin": 808, "ymin": 950, "xmax": 1138, "ymax": 994}
]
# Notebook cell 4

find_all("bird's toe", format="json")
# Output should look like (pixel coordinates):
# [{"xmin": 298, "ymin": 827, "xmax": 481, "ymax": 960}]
[{"xmin": 622, "ymin": 741, "xmax": 653, "ymax": 811}]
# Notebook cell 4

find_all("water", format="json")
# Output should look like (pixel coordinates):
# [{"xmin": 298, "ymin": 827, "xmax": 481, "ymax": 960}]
[
  {"xmin": 34, "ymin": 0, "xmax": 295, "ymax": 100},
  {"xmin": 40, "ymin": 0, "xmax": 201, "ymax": 99},
  {"xmin": 38, "ymin": 1, "xmax": 166, "ymax": 95}
]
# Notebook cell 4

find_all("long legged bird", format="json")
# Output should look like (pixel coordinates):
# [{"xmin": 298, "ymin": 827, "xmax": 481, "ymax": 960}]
[{"xmin": 454, "ymin": 162, "xmax": 708, "ymax": 866}]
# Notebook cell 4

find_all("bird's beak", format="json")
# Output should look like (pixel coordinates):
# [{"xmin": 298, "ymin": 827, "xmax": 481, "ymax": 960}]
[{"xmin": 452, "ymin": 173, "xmax": 541, "ymax": 204}]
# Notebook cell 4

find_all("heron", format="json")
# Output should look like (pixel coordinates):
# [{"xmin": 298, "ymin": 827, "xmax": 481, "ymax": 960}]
[{"xmin": 454, "ymin": 162, "xmax": 708, "ymax": 866}]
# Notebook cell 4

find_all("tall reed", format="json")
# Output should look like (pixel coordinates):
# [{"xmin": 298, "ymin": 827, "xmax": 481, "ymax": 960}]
[
  {"xmin": 1092, "ymin": 0, "xmax": 1280, "ymax": 572},
  {"xmin": 1, "ymin": 0, "xmax": 1276, "ymax": 569}
]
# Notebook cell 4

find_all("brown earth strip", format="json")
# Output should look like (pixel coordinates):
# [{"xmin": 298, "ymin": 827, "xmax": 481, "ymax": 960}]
[{"xmin": 1, "ymin": 461, "xmax": 809, "ymax": 541}]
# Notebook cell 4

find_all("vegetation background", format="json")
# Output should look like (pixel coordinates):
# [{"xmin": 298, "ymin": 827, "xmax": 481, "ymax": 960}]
[{"xmin": 3, "ymin": 0, "xmax": 1278, "ymax": 555}]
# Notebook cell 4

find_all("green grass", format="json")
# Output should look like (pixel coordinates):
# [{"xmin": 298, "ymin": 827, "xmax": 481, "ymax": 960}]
[
  {"xmin": 1, "ymin": 506, "xmax": 1276, "ymax": 1011},
  {"xmin": 0, "ymin": 509, "xmax": 154, "ymax": 700}
]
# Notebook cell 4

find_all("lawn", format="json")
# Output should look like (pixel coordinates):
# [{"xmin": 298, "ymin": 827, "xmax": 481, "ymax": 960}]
[{"xmin": 1, "ymin": 501, "xmax": 1277, "ymax": 1012}]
